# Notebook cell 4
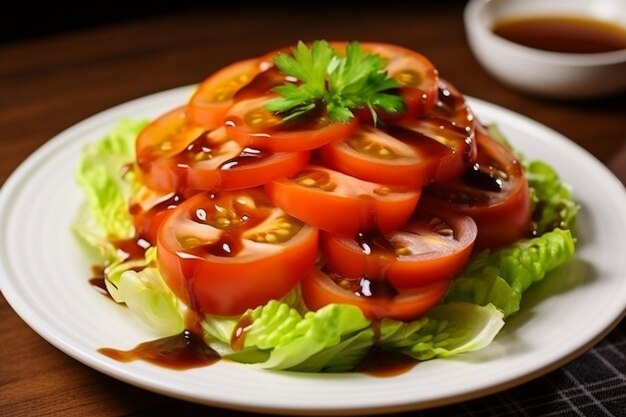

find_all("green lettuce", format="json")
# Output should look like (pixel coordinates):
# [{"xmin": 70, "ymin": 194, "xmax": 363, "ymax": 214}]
[
  {"xmin": 73, "ymin": 119, "xmax": 148, "ymax": 263},
  {"xmin": 105, "ymin": 247, "xmax": 185, "ymax": 336},
  {"xmin": 445, "ymin": 228, "xmax": 575, "ymax": 317},
  {"xmin": 201, "ymin": 298, "xmax": 504, "ymax": 372},
  {"xmin": 526, "ymin": 160, "xmax": 579, "ymax": 235},
  {"xmin": 487, "ymin": 123, "xmax": 579, "ymax": 235},
  {"xmin": 72, "ymin": 120, "xmax": 578, "ymax": 372}
]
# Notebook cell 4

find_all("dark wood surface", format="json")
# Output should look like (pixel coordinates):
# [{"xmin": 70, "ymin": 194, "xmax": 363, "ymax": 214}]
[{"xmin": 1, "ymin": 3, "xmax": 624, "ymax": 416}]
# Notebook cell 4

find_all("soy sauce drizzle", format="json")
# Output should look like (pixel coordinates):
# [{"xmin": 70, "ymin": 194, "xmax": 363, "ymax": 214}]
[
  {"xmin": 354, "ymin": 321, "xmax": 419, "ymax": 376},
  {"xmin": 462, "ymin": 162, "xmax": 504, "ymax": 192},
  {"xmin": 234, "ymin": 66, "xmax": 288, "ymax": 100},
  {"xmin": 385, "ymin": 125, "xmax": 452, "ymax": 159},
  {"xmin": 355, "ymin": 231, "xmax": 396, "ymax": 259},
  {"xmin": 179, "ymin": 132, "xmax": 214, "ymax": 163},
  {"xmin": 356, "ymin": 346, "xmax": 419, "ymax": 377},
  {"xmin": 231, "ymin": 313, "xmax": 254, "ymax": 352},
  {"xmin": 329, "ymin": 271, "xmax": 399, "ymax": 300},
  {"xmin": 98, "ymin": 329, "xmax": 220, "ymax": 370},
  {"xmin": 219, "ymin": 146, "xmax": 271, "ymax": 171},
  {"xmin": 110, "ymin": 235, "xmax": 152, "ymax": 262},
  {"xmin": 89, "ymin": 266, "xmax": 112, "ymax": 299},
  {"xmin": 189, "ymin": 192, "xmax": 272, "ymax": 259},
  {"xmin": 203, "ymin": 231, "xmax": 244, "ymax": 257}
]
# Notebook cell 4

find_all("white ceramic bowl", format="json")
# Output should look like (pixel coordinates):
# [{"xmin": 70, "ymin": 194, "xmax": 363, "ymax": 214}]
[{"xmin": 464, "ymin": 0, "xmax": 626, "ymax": 99}]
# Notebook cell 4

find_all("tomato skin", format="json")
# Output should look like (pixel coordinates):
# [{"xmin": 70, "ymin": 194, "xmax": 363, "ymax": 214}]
[
  {"xmin": 129, "ymin": 190, "xmax": 183, "ymax": 244},
  {"xmin": 187, "ymin": 58, "xmax": 270, "ymax": 129},
  {"xmin": 321, "ymin": 79, "xmax": 476, "ymax": 189},
  {"xmin": 320, "ymin": 124, "xmax": 473, "ymax": 188},
  {"xmin": 300, "ymin": 267, "xmax": 450, "ymax": 321},
  {"xmin": 331, "ymin": 41, "xmax": 439, "ymax": 121},
  {"xmin": 265, "ymin": 165, "xmax": 420, "ymax": 236},
  {"xmin": 135, "ymin": 107, "xmax": 310, "ymax": 192},
  {"xmin": 422, "ymin": 127, "xmax": 531, "ymax": 249},
  {"xmin": 156, "ymin": 190, "xmax": 318, "ymax": 316},
  {"xmin": 321, "ymin": 208, "xmax": 477, "ymax": 289},
  {"xmin": 224, "ymin": 96, "xmax": 359, "ymax": 153}
]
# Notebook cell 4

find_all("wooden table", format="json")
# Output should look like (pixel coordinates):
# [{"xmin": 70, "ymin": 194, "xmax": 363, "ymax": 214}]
[{"xmin": 1, "ymin": 3, "xmax": 624, "ymax": 416}]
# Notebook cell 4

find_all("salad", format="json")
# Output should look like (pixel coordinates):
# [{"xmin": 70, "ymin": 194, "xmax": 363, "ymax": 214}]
[{"xmin": 74, "ymin": 41, "xmax": 578, "ymax": 373}]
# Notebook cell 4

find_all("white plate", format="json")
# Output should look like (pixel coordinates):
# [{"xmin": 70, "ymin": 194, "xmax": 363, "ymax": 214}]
[{"xmin": 1, "ymin": 86, "xmax": 625, "ymax": 415}]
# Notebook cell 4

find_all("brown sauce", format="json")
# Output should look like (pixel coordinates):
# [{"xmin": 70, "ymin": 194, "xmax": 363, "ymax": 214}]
[
  {"xmin": 219, "ymin": 146, "xmax": 271, "ymax": 171},
  {"xmin": 88, "ymin": 269, "xmax": 112, "ymax": 300},
  {"xmin": 355, "ymin": 347, "xmax": 419, "ymax": 377},
  {"xmin": 385, "ymin": 125, "xmax": 453, "ymax": 161},
  {"xmin": 355, "ymin": 321, "xmax": 419, "ymax": 376},
  {"xmin": 110, "ymin": 235, "xmax": 151, "ymax": 261},
  {"xmin": 98, "ymin": 329, "xmax": 220, "ymax": 370},
  {"xmin": 231, "ymin": 313, "xmax": 254, "ymax": 352},
  {"xmin": 461, "ymin": 162, "xmax": 504, "ymax": 192},
  {"xmin": 234, "ymin": 66, "xmax": 287, "ymax": 100},
  {"xmin": 493, "ymin": 16, "xmax": 626, "ymax": 53}
]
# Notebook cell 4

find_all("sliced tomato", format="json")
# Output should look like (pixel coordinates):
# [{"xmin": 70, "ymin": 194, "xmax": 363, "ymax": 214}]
[
  {"xmin": 422, "ymin": 126, "xmax": 531, "ymax": 249},
  {"xmin": 321, "ymin": 207, "xmax": 476, "ymax": 290},
  {"xmin": 300, "ymin": 267, "xmax": 450, "ymax": 320},
  {"xmin": 361, "ymin": 42, "xmax": 438, "ymax": 121},
  {"xmin": 329, "ymin": 41, "xmax": 439, "ymax": 121},
  {"xmin": 135, "ymin": 107, "xmax": 309, "ymax": 192},
  {"xmin": 425, "ymin": 79, "xmax": 477, "ymax": 132},
  {"xmin": 320, "ymin": 119, "xmax": 474, "ymax": 188},
  {"xmin": 187, "ymin": 58, "xmax": 273, "ymax": 129},
  {"xmin": 224, "ymin": 96, "xmax": 358, "ymax": 152},
  {"xmin": 129, "ymin": 188, "xmax": 183, "ymax": 245},
  {"xmin": 157, "ymin": 189, "xmax": 318, "ymax": 316},
  {"xmin": 264, "ymin": 165, "xmax": 420, "ymax": 236}
]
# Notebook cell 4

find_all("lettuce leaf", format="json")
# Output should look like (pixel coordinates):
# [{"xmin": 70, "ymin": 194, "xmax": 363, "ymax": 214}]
[
  {"xmin": 201, "ymin": 299, "xmax": 503, "ymax": 372},
  {"xmin": 526, "ymin": 161, "xmax": 579, "ymax": 235},
  {"xmin": 445, "ymin": 228, "xmax": 575, "ymax": 317},
  {"xmin": 486, "ymin": 123, "xmax": 579, "ymax": 235},
  {"xmin": 104, "ymin": 247, "xmax": 185, "ymax": 336},
  {"xmin": 73, "ymin": 119, "xmax": 148, "ymax": 263},
  {"xmin": 72, "ymin": 120, "xmax": 578, "ymax": 372}
]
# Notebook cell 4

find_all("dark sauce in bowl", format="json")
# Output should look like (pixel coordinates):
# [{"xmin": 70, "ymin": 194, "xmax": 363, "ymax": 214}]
[{"xmin": 493, "ymin": 16, "xmax": 626, "ymax": 53}]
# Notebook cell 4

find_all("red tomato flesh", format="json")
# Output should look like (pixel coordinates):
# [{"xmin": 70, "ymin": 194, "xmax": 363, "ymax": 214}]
[
  {"xmin": 135, "ymin": 107, "xmax": 309, "ymax": 192},
  {"xmin": 265, "ymin": 165, "xmax": 420, "ymax": 236},
  {"xmin": 157, "ymin": 189, "xmax": 318, "ymax": 315},
  {"xmin": 321, "ymin": 207, "xmax": 477, "ymax": 289},
  {"xmin": 225, "ymin": 96, "xmax": 359, "ymax": 153},
  {"xmin": 423, "ymin": 126, "xmax": 531, "ymax": 249},
  {"xmin": 300, "ymin": 267, "xmax": 450, "ymax": 320}
]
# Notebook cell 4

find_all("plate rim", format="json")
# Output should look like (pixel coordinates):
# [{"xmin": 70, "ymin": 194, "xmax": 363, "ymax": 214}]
[{"xmin": 1, "ymin": 85, "xmax": 625, "ymax": 415}]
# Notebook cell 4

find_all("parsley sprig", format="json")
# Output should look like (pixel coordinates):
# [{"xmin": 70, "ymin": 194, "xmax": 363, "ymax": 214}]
[{"xmin": 265, "ymin": 40, "xmax": 405, "ymax": 123}]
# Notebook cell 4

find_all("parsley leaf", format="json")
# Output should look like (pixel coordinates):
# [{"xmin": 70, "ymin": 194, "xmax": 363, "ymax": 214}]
[{"xmin": 265, "ymin": 40, "xmax": 405, "ymax": 123}]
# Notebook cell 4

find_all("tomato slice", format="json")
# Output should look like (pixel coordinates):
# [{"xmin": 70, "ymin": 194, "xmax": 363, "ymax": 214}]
[
  {"xmin": 300, "ymin": 267, "xmax": 450, "ymax": 320},
  {"xmin": 264, "ymin": 165, "xmax": 420, "ymax": 236},
  {"xmin": 422, "ymin": 126, "xmax": 531, "ymax": 249},
  {"xmin": 329, "ymin": 41, "xmax": 439, "ymax": 121},
  {"xmin": 224, "ymin": 96, "xmax": 358, "ymax": 152},
  {"xmin": 135, "ymin": 107, "xmax": 309, "ymax": 192},
  {"xmin": 320, "ymin": 79, "xmax": 476, "ymax": 188},
  {"xmin": 129, "ymin": 188, "xmax": 183, "ymax": 245},
  {"xmin": 321, "ymin": 208, "xmax": 477, "ymax": 289},
  {"xmin": 320, "ymin": 119, "xmax": 474, "ymax": 188},
  {"xmin": 362, "ymin": 42, "xmax": 438, "ymax": 120},
  {"xmin": 157, "ymin": 189, "xmax": 318, "ymax": 316},
  {"xmin": 187, "ymin": 58, "xmax": 273, "ymax": 129}
]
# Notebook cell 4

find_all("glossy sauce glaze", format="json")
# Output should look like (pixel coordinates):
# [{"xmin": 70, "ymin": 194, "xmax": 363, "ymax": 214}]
[
  {"xmin": 98, "ymin": 329, "xmax": 220, "ymax": 370},
  {"xmin": 493, "ymin": 16, "xmax": 626, "ymax": 53},
  {"xmin": 355, "ymin": 322, "xmax": 418, "ymax": 377}
]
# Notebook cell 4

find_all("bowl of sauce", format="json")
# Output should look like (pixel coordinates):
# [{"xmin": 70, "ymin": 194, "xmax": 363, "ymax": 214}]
[{"xmin": 464, "ymin": 0, "xmax": 626, "ymax": 98}]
